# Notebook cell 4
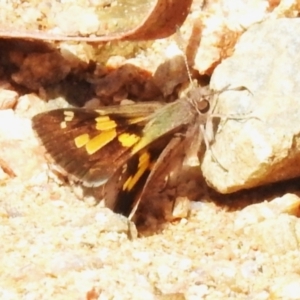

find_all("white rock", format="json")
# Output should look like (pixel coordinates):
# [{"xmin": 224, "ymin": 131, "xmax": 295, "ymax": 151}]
[{"xmin": 202, "ymin": 18, "xmax": 300, "ymax": 193}]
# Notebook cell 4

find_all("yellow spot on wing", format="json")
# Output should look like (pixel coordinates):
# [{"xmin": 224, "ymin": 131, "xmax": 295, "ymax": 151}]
[
  {"xmin": 74, "ymin": 133, "xmax": 90, "ymax": 148},
  {"xmin": 95, "ymin": 109, "xmax": 106, "ymax": 114},
  {"xmin": 85, "ymin": 129, "xmax": 117, "ymax": 155},
  {"xmin": 95, "ymin": 116, "xmax": 117, "ymax": 131},
  {"xmin": 60, "ymin": 121, "xmax": 67, "ymax": 129},
  {"xmin": 60, "ymin": 111, "xmax": 74, "ymax": 128},
  {"xmin": 96, "ymin": 116, "xmax": 110, "ymax": 121},
  {"xmin": 118, "ymin": 133, "xmax": 140, "ymax": 148},
  {"xmin": 123, "ymin": 151, "xmax": 150, "ymax": 192},
  {"xmin": 63, "ymin": 111, "xmax": 74, "ymax": 122}
]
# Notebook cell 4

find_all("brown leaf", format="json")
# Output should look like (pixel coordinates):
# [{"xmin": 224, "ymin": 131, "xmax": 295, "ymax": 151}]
[{"xmin": 0, "ymin": 0, "xmax": 192, "ymax": 42}]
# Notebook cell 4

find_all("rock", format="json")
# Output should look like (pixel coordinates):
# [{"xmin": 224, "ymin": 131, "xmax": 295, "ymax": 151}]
[
  {"xmin": 234, "ymin": 194, "xmax": 300, "ymax": 233},
  {"xmin": 202, "ymin": 18, "xmax": 300, "ymax": 193},
  {"xmin": 12, "ymin": 51, "xmax": 71, "ymax": 90},
  {"xmin": 0, "ymin": 89, "xmax": 18, "ymax": 109}
]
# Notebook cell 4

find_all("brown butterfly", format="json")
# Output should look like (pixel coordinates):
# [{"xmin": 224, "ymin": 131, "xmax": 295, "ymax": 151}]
[{"xmin": 32, "ymin": 88, "xmax": 211, "ymax": 228}]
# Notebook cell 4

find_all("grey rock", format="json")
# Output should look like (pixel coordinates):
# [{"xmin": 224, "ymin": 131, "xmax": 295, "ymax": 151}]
[{"xmin": 202, "ymin": 18, "xmax": 300, "ymax": 193}]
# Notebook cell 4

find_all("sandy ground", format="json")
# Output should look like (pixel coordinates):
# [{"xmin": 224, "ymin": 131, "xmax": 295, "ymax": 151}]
[{"xmin": 1, "ymin": 1, "xmax": 300, "ymax": 299}]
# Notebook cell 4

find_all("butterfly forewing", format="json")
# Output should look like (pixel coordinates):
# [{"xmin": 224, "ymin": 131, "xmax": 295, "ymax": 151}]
[{"xmin": 32, "ymin": 108, "xmax": 149, "ymax": 186}]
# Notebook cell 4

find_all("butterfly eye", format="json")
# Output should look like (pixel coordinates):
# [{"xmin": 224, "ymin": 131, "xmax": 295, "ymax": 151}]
[{"xmin": 197, "ymin": 99, "xmax": 210, "ymax": 113}]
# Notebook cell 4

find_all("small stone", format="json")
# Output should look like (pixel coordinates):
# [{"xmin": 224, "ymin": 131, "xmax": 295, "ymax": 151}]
[
  {"xmin": 0, "ymin": 89, "xmax": 18, "ymax": 109},
  {"xmin": 270, "ymin": 274, "xmax": 300, "ymax": 299},
  {"xmin": 172, "ymin": 196, "xmax": 190, "ymax": 219},
  {"xmin": 234, "ymin": 193, "xmax": 300, "ymax": 232}
]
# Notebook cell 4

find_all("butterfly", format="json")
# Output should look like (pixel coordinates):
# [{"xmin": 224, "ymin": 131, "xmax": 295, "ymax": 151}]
[{"xmin": 32, "ymin": 87, "xmax": 211, "ymax": 228}]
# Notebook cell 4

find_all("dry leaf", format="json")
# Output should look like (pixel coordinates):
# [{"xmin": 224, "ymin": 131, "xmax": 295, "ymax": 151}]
[{"xmin": 0, "ymin": 0, "xmax": 192, "ymax": 42}]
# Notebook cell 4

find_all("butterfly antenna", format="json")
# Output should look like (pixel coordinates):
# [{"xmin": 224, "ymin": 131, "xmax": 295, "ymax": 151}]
[
  {"xmin": 183, "ymin": 50, "xmax": 194, "ymax": 86},
  {"xmin": 175, "ymin": 27, "xmax": 194, "ymax": 86}
]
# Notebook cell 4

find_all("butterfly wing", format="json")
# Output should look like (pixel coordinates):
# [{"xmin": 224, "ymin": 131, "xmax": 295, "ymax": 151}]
[
  {"xmin": 104, "ymin": 130, "xmax": 181, "ymax": 216},
  {"xmin": 32, "ymin": 107, "xmax": 150, "ymax": 186},
  {"xmin": 132, "ymin": 119, "xmax": 203, "ymax": 228}
]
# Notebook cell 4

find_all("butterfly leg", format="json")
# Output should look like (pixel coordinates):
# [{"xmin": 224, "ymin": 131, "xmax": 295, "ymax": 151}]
[{"xmin": 200, "ymin": 119, "xmax": 229, "ymax": 171}]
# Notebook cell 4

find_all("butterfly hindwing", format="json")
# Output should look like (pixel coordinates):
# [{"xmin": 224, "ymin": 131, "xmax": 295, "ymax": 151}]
[
  {"xmin": 131, "ymin": 119, "xmax": 202, "ymax": 228},
  {"xmin": 104, "ymin": 130, "xmax": 181, "ymax": 217}
]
